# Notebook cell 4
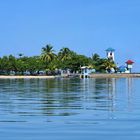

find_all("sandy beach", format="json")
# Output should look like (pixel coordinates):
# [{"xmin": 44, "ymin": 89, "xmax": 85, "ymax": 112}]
[
  {"xmin": 0, "ymin": 73, "xmax": 140, "ymax": 79},
  {"xmin": 89, "ymin": 73, "xmax": 140, "ymax": 78},
  {"xmin": 0, "ymin": 75, "xmax": 56, "ymax": 79}
]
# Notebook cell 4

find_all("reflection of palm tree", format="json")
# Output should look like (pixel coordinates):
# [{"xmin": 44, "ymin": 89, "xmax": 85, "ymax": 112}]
[
  {"xmin": 41, "ymin": 79, "xmax": 82, "ymax": 117},
  {"xmin": 41, "ymin": 44, "xmax": 56, "ymax": 64},
  {"xmin": 58, "ymin": 47, "xmax": 72, "ymax": 62}
]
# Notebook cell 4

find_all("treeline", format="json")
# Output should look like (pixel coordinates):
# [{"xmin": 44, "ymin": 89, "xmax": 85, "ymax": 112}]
[{"xmin": 0, "ymin": 44, "xmax": 117, "ymax": 75}]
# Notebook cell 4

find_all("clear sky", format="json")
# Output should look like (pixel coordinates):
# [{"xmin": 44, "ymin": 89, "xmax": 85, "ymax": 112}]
[{"xmin": 0, "ymin": 0, "xmax": 140, "ymax": 71}]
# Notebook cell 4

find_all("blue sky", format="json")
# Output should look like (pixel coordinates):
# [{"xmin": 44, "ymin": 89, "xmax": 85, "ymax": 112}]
[{"xmin": 0, "ymin": 0, "xmax": 140, "ymax": 71}]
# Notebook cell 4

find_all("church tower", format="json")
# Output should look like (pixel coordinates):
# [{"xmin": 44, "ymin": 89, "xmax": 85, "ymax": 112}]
[{"xmin": 105, "ymin": 48, "xmax": 115, "ymax": 61}]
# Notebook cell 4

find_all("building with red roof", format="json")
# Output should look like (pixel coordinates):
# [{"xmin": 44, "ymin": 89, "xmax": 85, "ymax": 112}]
[
  {"xmin": 125, "ymin": 60, "xmax": 134, "ymax": 73},
  {"xmin": 125, "ymin": 60, "xmax": 134, "ymax": 65}
]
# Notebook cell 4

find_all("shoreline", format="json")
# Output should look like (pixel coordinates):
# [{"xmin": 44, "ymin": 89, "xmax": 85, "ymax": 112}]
[
  {"xmin": 0, "ymin": 75, "xmax": 56, "ymax": 79},
  {"xmin": 89, "ymin": 73, "xmax": 140, "ymax": 78},
  {"xmin": 0, "ymin": 73, "xmax": 140, "ymax": 79}
]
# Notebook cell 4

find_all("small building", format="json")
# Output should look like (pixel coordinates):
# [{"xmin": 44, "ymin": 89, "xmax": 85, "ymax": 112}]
[
  {"xmin": 125, "ymin": 60, "xmax": 134, "ymax": 73},
  {"xmin": 105, "ymin": 47, "xmax": 115, "ymax": 61},
  {"xmin": 118, "ymin": 65, "xmax": 128, "ymax": 73},
  {"xmin": 80, "ymin": 66, "xmax": 95, "ymax": 78}
]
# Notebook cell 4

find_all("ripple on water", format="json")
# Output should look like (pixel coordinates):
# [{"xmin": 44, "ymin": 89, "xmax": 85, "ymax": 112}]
[{"xmin": 0, "ymin": 78, "xmax": 140, "ymax": 140}]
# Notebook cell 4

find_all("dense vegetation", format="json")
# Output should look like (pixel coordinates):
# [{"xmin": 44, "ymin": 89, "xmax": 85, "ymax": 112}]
[{"xmin": 0, "ymin": 44, "xmax": 117, "ymax": 75}]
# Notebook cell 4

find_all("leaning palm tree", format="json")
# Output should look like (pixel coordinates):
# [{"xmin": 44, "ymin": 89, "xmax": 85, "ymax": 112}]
[
  {"xmin": 101, "ymin": 59, "xmax": 116, "ymax": 73},
  {"xmin": 40, "ymin": 44, "xmax": 56, "ymax": 64},
  {"xmin": 58, "ymin": 47, "xmax": 72, "ymax": 62}
]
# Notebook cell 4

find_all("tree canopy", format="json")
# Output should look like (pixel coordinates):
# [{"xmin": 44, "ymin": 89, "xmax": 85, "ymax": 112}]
[{"xmin": 0, "ymin": 44, "xmax": 117, "ymax": 75}]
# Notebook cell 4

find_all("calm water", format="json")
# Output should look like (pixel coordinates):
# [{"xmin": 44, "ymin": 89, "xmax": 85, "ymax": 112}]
[{"xmin": 0, "ymin": 78, "xmax": 140, "ymax": 140}]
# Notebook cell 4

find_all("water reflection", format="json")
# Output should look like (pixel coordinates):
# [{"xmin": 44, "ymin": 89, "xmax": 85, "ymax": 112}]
[
  {"xmin": 0, "ymin": 77, "xmax": 135, "ymax": 122},
  {"xmin": 126, "ymin": 78, "xmax": 133, "ymax": 111}
]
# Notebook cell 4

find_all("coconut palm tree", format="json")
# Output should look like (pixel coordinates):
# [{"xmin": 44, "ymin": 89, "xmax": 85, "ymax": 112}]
[
  {"xmin": 92, "ymin": 53, "xmax": 100, "ymax": 61},
  {"xmin": 41, "ymin": 44, "xmax": 56, "ymax": 64},
  {"xmin": 101, "ymin": 59, "xmax": 116, "ymax": 73},
  {"xmin": 58, "ymin": 47, "xmax": 73, "ymax": 62}
]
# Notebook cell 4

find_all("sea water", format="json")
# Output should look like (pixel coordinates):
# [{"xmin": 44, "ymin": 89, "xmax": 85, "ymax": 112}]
[{"xmin": 0, "ymin": 78, "xmax": 140, "ymax": 140}]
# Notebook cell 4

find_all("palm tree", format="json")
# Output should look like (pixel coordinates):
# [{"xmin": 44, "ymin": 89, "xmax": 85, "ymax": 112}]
[
  {"xmin": 41, "ymin": 44, "xmax": 56, "ymax": 64},
  {"xmin": 101, "ymin": 59, "xmax": 116, "ymax": 73},
  {"xmin": 92, "ymin": 53, "xmax": 100, "ymax": 61},
  {"xmin": 58, "ymin": 47, "xmax": 73, "ymax": 62}
]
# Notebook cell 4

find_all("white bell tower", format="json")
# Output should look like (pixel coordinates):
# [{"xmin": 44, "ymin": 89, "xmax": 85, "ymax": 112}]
[{"xmin": 105, "ymin": 48, "xmax": 115, "ymax": 61}]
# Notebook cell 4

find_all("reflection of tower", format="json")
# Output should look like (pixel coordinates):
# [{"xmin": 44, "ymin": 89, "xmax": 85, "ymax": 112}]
[
  {"xmin": 105, "ymin": 48, "xmax": 115, "ymax": 61},
  {"xmin": 126, "ymin": 78, "xmax": 132, "ymax": 95},
  {"xmin": 126, "ymin": 78, "xmax": 133, "ymax": 111},
  {"xmin": 106, "ymin": 78, "xmax": 116, "ymax": 119},
  {"xmin": 109, "ymin": 78, "xmax": 116, "ymax": 95}
]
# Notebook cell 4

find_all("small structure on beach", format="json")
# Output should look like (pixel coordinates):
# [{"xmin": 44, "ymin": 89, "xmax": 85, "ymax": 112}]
[
  {"xmin": 125, "ymin": 60, "xmax": 134, "ymax": 73},
  {"xmin": 106, "ymin": 48, "xmax": 115, "ymax": 61},
  {"xmin": 118, "ymin": 60, "xmax": 134, "ymax": 73},
  {"xmin": 118, "ymin": 65, "xmax": 129, "ymax": 73},
  {"xmin": 80, "ymin": 66, "xmax": 95, "ymax": 78}
]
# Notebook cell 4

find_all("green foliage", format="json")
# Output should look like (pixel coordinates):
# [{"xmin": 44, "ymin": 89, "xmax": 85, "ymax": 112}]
[
  {"xmin": 0, "ymin": 44, "xmax": 117, "ymax": 75},
  {"xmin": 41, "ymin": 44, "xmax": 56, "ymax": 65},
  {"xmin": 92, "ymin": 53, "xmax": 100, "ymax": 61},
  {"xmin": 58, "ymin": 47, "xmax": 73, "ymax": 62},
  {"xmin": 95, "ymin": 58, "xmax": 117, "ymax": 73}
]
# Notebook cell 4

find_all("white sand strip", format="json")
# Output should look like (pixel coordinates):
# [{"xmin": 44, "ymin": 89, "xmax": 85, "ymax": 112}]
[{"xmin": 0, "ymin": 75, "xmax": 55, "ymax": 79}]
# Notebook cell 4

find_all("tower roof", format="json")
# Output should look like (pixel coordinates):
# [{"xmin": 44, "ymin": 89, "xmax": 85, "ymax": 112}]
[
  {"xmin": 125, "ymin": 60, "xmax": 134, "ymax": 64},
  {"xmin": 105, "ymin": 48, "xmax": 115, "ymax": 52}
]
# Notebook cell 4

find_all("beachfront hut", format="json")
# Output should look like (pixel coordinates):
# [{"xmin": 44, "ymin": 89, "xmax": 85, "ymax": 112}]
[
  {"xmin": 105, "ymin": 48, "xmax": 115, "ymax": 61},
  {"xmin": 125, "ymin": 60, "xmax": 134, "ymax": 73},
  {"xmin": 80, "ymin": 66, "xmax": 95, "ymax": 78}
]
